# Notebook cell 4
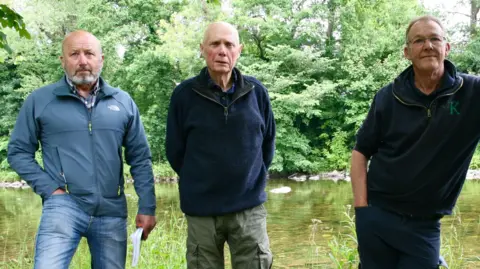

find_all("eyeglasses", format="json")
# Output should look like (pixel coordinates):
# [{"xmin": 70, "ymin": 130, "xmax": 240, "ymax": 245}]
[{"xmin": 407, "ymin": 36, "xmax": 446, "ymax": 47}]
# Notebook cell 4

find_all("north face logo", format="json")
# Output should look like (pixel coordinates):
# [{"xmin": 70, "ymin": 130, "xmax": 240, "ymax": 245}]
[{"xmin": 108, "ymin": 105, "xmax": 120, "ymax": 111}]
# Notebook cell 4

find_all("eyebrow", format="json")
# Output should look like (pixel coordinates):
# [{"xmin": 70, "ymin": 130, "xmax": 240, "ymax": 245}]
[
  {"xmin": 70, "ymin": 48, "xmax": 95, "ymax": 52},
  {"xmin": 209, "ymin": 40, "xmax": 236, "ymax": 45},
  {"xmin": 411, "ymin": 33, "xmax": 443, "ymax": 38}
]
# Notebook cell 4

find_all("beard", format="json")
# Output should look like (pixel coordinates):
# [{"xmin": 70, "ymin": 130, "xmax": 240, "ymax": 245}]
[{"xmin": 66, "ymin": 67, "xmax": 102, "ymax": 85}]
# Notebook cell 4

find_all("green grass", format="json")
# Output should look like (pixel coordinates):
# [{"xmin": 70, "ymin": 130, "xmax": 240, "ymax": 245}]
[
  {"xmin": 2, "ymin": 182, "xmax": 480, "ymax": 268},
  {"xmin": 0, "ymin": 205, "xmax": 187, "ymax": 269},
  {"xmin": 325, "ymin": 205, "xmax": 358, "ymax": 269},
  {"xmin": 0, "ymin": 170, "xmax": 20, "ymax": 182},
  {"xmin": 316, "ymin": 205, "xmax": 480, "ymax": 269}
]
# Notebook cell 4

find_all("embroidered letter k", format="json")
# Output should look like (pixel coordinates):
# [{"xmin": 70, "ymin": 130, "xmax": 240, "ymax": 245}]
[{"xmin": 450, "ymin": 101, "xmax": 460, "ymax": 115}]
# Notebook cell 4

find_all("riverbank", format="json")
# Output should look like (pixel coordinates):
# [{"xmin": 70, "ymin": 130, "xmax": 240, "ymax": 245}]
[
  {"xmin": 285, "ymin": 169, "xmax": 480, "ymax": 182},
  {"xmin": 0, "ymin": 176, "xmax": 178, "ymax": 189},
  {"xmin": 2, "ymin": 170, "xmax": 480, "ymax": 188},
  {"xmin": 2, "ymin": 180, "xmax": 480, "ymax": 268}
]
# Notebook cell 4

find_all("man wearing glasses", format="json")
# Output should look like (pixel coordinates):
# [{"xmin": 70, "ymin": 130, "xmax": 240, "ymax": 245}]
[{"xmin": 351, "ymin": 15, "xmax": 479, "ymax": 268}]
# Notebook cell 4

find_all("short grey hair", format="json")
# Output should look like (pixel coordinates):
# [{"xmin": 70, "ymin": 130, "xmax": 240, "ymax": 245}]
[{"xmin": 405, "ymin": 15, "xmax": 445, "ymax": 44}]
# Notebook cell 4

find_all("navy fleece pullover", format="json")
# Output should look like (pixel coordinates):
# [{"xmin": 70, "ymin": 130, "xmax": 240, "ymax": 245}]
[
  {"xmin": 166, "ymin": 67, "xmax": 276, "ymax": 216},
  {"xmin": 355, "ymin": 60, "xmax": 480, "ymax": 216}
]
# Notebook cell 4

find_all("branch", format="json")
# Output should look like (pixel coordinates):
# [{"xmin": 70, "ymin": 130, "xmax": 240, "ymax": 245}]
[
  {"xmin": 446, "ymin": 11, "xmax": 472, "ymax": 18},
  {"xmin": 251, "ymin": 32, "xmax": 268, "ymax": 61}
]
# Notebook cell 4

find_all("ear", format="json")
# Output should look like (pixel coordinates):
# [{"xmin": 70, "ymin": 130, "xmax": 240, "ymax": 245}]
[
  {"xmin": 444, "ymin": 42, "xmax": 451, "ymax": 57},
  {"xmin": 403, "ymin": 45, "xmax": 411, "ymax": 60},
  {"xmin": 238, "ymin": 44, "xmax": 243, "ymax": 55},
  {"xmin": 59, "ymin": 55, "xmax": 65, "ymax": 68},
  {"xmin": 199, "ymin": 43, "xmax": 205, "ymax": 58},
  {"xmin": 99, "ymin": 54, "xmax": 105, "ymax": 68}
]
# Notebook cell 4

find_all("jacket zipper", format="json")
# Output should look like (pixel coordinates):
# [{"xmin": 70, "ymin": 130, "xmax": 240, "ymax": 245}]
[
  {"xmin": 66, "ymin": 93, "xmax": 121, "ymax": 206},
  {"xmin": 57, "ymin": 95, "xmax": 88, "ymax": 193},
  {"xmin": 72, "ymin": 94, "xmax": 100, "ymax": 212},
  {"xmin": 392, "ymin": 79, "xmax": 464, "ymax": 118},
  {"xmin": 89, "ymin": 99, "xmax": 101, "ymax": 213},
  {"xmin": 60, "ymin": 173, "xmax": 68, "ymax": 193},
  {"xmin": 193, "ymin": 86, "xmax": 254, "ymax": 124}
]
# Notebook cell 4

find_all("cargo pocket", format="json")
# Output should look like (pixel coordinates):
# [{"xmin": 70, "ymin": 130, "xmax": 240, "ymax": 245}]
[
  {"xmin": 186, "ymin": 243, "xmax": 199, "ymax": 269},
  {"xmin": 249, "ymin": 243, "xmax": 273, "ymax": 269}
]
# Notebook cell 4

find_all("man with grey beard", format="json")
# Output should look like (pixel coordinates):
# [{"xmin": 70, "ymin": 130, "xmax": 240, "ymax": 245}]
[{"xmin": 8, "ymin": 30, "xmax": 156, "ymax": 269}]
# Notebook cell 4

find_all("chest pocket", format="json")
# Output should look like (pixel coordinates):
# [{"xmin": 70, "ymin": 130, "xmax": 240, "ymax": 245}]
[
  {"xmin": 39, "ymin": 98, "xmax": 89, "ymax": 135},
  {"xmin": 93, "ymin": 99, "xmax": 130, "ymax": 134}
]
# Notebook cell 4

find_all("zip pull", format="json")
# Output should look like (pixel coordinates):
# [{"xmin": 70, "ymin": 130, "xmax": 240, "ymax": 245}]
[
  {"xmin": 224, "ymin": 107, "xmax": 228, "ymax": 124},
  {"xmin": 118, "ymin": 186, "xmax": 121, "ymax": 196},
  {"xmin": 61, "ymin": 172, "xmax": 69, "ymax": 193},
  {"xmin": 427, "ymin": 109, "xmax": 431, "ymax": 118},
  {"xmin": 88, "ymin": 121, "xmax": 92, "ymax": 134}
]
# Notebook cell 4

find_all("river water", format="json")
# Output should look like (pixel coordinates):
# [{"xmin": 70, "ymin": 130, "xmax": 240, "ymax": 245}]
[{"xmin": 1, "ymin": 180, "xmax": 479, "ymax": 268}]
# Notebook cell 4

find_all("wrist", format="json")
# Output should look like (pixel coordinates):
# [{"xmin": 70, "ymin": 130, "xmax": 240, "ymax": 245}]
[{"xmin": 354, "ymin": 200, "xmax": 368, "ymax": 208}]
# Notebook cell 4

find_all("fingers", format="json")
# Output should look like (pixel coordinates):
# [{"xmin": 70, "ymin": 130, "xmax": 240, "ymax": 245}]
[
  {"xmin": 141, "ymin": 222, "xmax": 155, "ymax": 240},
  {"xmin": 52, "ymin": 188, "xmax": 66, "ymax": 195},
  {"xmin": 136, "ymin": 215, "xmax": 156, "ymax": 241}
]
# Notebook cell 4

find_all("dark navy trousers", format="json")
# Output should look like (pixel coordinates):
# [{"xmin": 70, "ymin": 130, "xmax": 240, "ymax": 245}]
[{"xmin": 355, "ymin": 205, "xmax": 442, "ymax": 269}]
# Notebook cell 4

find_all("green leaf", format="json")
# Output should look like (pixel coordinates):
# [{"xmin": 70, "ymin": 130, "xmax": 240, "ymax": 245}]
[{"xmin": 18, "ymin": 28, "xmax": 30, "ymax": 39}]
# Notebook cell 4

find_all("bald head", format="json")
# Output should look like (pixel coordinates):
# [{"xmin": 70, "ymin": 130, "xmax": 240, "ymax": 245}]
[
  {"xmin": 202, "ymin": 22, "xmax": 240, "ymax": 46},
  {"xmin": 62, "ymin": 30, "xmax": 102, "ymax": 56}
]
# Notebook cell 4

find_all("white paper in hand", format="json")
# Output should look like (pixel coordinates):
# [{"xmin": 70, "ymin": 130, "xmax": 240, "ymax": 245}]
[{"xmin": 130, "ymin": 228, "xmax": 143, "ymax": 267}]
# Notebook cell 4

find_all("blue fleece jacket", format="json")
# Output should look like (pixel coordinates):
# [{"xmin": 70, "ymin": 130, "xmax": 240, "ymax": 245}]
[
  {"xmin": 166, "ymin": 67, "xmax": 276, "ymax": 216},
  {"xmin": 8, "ymin": 77, "xmax": 156, "ymax": 217}
]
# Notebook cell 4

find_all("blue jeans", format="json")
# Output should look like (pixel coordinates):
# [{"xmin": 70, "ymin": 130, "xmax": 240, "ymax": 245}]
[
  {"xmin": 355, "ymin": 205, "xmax": 441, "ymax": 269},
  {"xmin": 34, "ymin": 194, "xmax": 127, "ymax": 269}
]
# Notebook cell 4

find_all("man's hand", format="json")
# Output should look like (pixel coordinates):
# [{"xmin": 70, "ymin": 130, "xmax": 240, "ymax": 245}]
[
  {"xmin": 135, "ymin": 214, "xmax": 157, "ymax": 240},
  {"xmin": 52, "ymin": 188, "xmax": 66, "ymax": 195}
]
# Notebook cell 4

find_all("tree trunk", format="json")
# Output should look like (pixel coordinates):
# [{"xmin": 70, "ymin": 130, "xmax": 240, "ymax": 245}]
[
  {"xmin": 325, "ymin": 0, "xmax": 337, "ymax": 56},
  {"xmin": 470, "ymin": 0, "xmax": 480, "ymax": 36}
]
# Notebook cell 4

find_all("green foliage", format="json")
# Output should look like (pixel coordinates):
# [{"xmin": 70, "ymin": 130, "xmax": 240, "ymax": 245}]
[
  {"xmin": 321, "ymin": 131, "xmax": 352, "ymax": 171},
  {"xmin": 2, "ymin": 0, "xmax": 480, "ymax": 180},
  {"xmin": 451, "ymin": 34, "xmax": 480, "ymax": 75},
  {"xmin": 0, "ymin": 4, "xmax": 30, "ymax": 53},
  {"xmin": 114, "ymin": 50, "xmax": 180, "ymax": 162}
]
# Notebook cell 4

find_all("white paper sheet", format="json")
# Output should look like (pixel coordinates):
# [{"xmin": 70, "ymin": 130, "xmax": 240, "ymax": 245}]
[{"xmin": 130, "ymin": 228, "xmax": 143, "ymax": 267}]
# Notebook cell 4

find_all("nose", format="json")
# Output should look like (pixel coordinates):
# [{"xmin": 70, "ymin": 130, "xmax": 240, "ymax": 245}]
[
  {"xmin": 78, "ymin": 53, "xmax": 88, "ymax": 65},
  {"xmin": 218, "ymin": 44, "xmax": 227, "ymax": 56},
  {"xmin": 423, "ymin": 39, "xmax": 434, "ymax": 50}
]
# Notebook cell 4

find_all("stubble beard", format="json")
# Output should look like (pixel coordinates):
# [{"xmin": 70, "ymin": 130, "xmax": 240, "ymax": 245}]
[{"xmin": 66, "ymin": 67, "xmax": 103, "ymax": 86}]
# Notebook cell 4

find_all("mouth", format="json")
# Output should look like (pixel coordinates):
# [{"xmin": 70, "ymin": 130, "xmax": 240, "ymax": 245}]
[
  {"xmin": 215, "ymin": 61, "xmax": 228, "ymax": 65},
  {"xmin": 76, "ymin": 70, "xmax": 91, "ymax": 74}
]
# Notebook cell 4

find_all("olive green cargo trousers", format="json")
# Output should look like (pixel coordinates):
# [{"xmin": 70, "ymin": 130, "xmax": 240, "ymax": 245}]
[{"xmin": 185, "ymin": 204, "xmax": 273, "ymax": 269}]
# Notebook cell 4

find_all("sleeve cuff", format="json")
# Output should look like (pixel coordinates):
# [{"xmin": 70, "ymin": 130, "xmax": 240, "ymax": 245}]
[
  {"xmin": 39, "ymin": 182, "xmax": 62, "ymax": 200},
  {"xmin": 353, "ymin": 144, "xmax": 372, "ymax": 159},
  {"xmin": 138, "ymin": 206, "xmax": 156, "ymax": 216}
]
